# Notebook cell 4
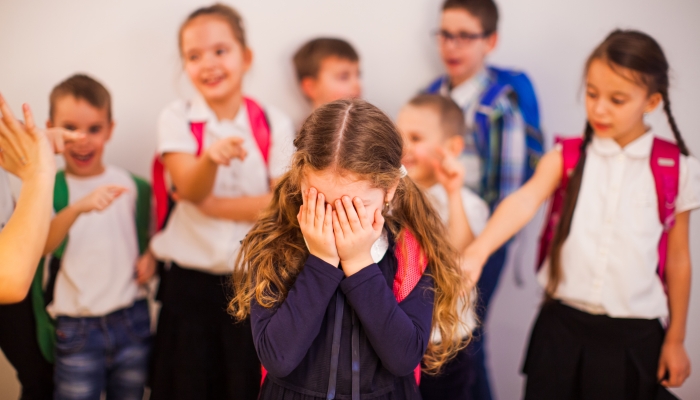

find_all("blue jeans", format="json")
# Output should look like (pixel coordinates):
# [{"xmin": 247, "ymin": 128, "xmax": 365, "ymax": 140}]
[{"xmin": 54, "ymin": 300, "xmax": 151, "ymax": 400}]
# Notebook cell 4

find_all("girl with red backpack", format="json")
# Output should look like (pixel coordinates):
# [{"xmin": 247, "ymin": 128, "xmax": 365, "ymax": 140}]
[
  {"xmin": 229, "ymin": 99, "xmax": 470, "ymax": 400},
  {"xmin": 148, "ymin": 4, "xmax": 295, "ymax": 399},
  {"xmin": 462, "ymin": 30, "xmax": 698, "ymax": 399}
]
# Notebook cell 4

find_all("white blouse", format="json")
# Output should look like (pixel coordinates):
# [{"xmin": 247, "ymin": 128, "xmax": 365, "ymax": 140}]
[
  {"xmin": 539, "ymin": 132, "xmax": 700, "ymax": 319},
  {"xmin": 150, "ymin": 95, "xmax": 295, "ymax": 274}
]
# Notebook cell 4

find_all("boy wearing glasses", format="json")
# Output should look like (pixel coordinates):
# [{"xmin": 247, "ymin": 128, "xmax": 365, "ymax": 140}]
[{"xmin": 423, "ymin": 1, "xmax": 543, "ymax": 400}]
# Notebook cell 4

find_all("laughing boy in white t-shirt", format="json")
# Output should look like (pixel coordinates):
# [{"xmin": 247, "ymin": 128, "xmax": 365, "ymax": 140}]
[
  {"xmin": 396, "ymin": 93, "xmax": 490, "ymax": 398},
  {"xmin": 42, "ymin": 74, "xmax": 155, "ymax": 399}
]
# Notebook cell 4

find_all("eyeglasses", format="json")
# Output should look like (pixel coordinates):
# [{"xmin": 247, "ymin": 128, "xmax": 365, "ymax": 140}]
[{"xmin": 434, "ymin": 29, "xmax": 491, "ymax": 46}]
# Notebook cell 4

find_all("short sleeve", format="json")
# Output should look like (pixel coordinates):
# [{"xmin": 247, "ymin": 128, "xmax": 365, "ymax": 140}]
[
  {"xmin": 157, "ymin": 101, "xmax": 198, "ymax": 156},
  {"xmin": 461, "ymin": 187, "xmax": 490, "ymax": 235},
  {"xmin": 265, "ymin": 106, "xmax": 296, "ymax": 179},
  {"xmin": 676, "ymin": 155, "xmax": 700, "ymax": 214}
]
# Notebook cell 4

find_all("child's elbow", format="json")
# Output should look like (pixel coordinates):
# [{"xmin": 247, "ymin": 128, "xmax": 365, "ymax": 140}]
[
  {"xmin": 382, "ymin": 339, "xmax": 427, "ymax": 377},
  {"xmin": 384, "ymin": 353, "xmax": 424, "ymax": 377}
]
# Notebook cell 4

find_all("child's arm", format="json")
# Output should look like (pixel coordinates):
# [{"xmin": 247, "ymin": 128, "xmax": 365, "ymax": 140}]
[
  {"xmin": 0, "ymin": 99, "xmax": 56, "ymax": 304},
  {"xmin": 43, "ymin": 185, "xmax": 126, "ymax": 255},
  {"xmin": 342, "ymin": 265, "xmax": 434, "ymax": 376},
  {"xmin": 657, "ymin": 210, "xmax": 692, "ymax": 387},
  {"xmin": 162, "ymin": 136, "xmax": 246, "ymax": 203},
  {"xmin": 331, "ymin": 194, "xmax": 432, "ymax": 375},
  {"xmin": 195, "ymin": 193, "xmax": 273, "ymax": 223},
  {"xmin": 461, "ymin": 149, "xmax": 563, "ymax": 286},
  {"xmin": 434, "ymin": 149, "xmax": 474, "ymax": 252}
]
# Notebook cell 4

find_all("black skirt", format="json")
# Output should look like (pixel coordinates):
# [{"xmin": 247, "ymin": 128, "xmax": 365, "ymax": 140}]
[
  {"xmin": 523, "ymin": 300, "xmax": 677, "ymax": 400},
  {"xmin": 149, "ymin": 263, "xmax": 261, "ymax": 400}
]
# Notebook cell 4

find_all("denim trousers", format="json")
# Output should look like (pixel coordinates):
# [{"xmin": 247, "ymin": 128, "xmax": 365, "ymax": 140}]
[{"xmin": 54, "ymin": 300, "xmax": 151, "ymax": 400}]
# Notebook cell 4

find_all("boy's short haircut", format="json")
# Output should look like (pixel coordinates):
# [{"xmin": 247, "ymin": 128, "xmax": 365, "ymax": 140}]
[
  {"xmin": 50, "ymin": 74, "xmax": 112, "ymax": 122},
  {"xmin": 292, "ymin": 38, "xmax": 359, "ymax": 82},
  {"xmin": 408, "ymin": 94, "xmax": 466, "ymax": 139},
  {"xmin": 442, "ymin": 0, "xmax": 499, "ymax": 35}
]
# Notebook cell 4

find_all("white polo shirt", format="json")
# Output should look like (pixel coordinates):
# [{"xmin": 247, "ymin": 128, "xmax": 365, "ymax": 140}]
[
  {"xmin": 150, "ymin": 95, "xmax": 295, "ymax": 275},
  {"xmin": 539, "ymin": 132, "xmax": 700, "ymax": 319},
  {"xmin": 426, "ymin": 184, "xmax": 490, "ymax": 340},
  {"xmin": 0, "ymin": 170, "xmax": 14, "ymax": 230},
  {"xmin": 47, "ymin": 166, "xmax": 145, "ymax": 318}
]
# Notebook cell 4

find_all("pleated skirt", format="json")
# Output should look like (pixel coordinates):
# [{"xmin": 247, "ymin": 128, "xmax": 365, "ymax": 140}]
[{"xmin": 523, "ymin": 300, "xmax": 677, "ymax": 400}]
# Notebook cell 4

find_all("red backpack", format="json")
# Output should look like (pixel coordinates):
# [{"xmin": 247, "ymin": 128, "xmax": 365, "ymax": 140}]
[
  {"xmin": 537, "ymin": 136, "xmax": 681, "ymax": 287},
  {"xmin": 151, "ymin": 97, "xmax": 271, "ymax": 231}
]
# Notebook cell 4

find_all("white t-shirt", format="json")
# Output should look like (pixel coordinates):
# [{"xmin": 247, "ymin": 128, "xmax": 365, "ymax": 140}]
[
  {"xmin": 47, "ymin": 166, "xmax": 145, "ymax": 318},
  {"xmin": 150, "ymin": 96, "xmax": 295, "ymax": 274},
  {"xmin": 0, "ymin": 170, "xmax": 14, "ymax": 230},
  {"xmin": 425, "ymin": 184, "xmax": 490, "ymax": 340},
  {"xmin": 539, "ymin": 132, "xmax": 700, "ymax": 319}
]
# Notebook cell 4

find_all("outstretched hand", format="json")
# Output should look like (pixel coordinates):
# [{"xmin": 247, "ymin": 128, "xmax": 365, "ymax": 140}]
[
  {"xmin": 0, "ymin": 94, "xmax": 55, "ymax": 180},
  {"xmin": 432, "ymin": 147, "xmax": 465, "ymax": 195},
  {"xmin": 45, "ymin": 127, "xmax": 85, "ymax": 154},
  {"xmin": 460, "ymin": 246, "xmax": 488, "ymax": 293},
  {"xmin": 75, "ymin": 185, "xmax": 128, "ymax": 214},
  {"xmin": 206, "ymin": 136, "xmax": 247, "ymax": 166}
]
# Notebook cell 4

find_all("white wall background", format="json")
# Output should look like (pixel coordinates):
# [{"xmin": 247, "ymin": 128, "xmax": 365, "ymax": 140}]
[{"xmin": 1, "ymin": 0, "xmax": 699, "ymax": 398}]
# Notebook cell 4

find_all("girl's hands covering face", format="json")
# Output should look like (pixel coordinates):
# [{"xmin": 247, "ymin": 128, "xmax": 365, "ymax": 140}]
[
  {"xmin": 332, "ymin": 195, "xmax": 385, "ymax": 277},
  {"xmin": 297, "ymin": 188, "xmax": 339, "ymax": 266}
]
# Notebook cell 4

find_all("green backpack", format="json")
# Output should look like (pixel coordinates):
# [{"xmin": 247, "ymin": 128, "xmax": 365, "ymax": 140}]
[{"xmin": 30, "ymin": 170, "xmax": 151, "ymax": 363}]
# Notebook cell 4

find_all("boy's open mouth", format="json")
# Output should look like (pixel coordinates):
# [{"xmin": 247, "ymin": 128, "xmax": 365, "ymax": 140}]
[{"xmin": 70, "ymin": 151, "xmax": 95, "ymax": 166}]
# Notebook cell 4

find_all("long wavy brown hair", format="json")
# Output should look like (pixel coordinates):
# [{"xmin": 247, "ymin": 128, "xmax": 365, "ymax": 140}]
[{"xmin": 229, "ymin": 99, "xmax": 469, "ymax": 373}]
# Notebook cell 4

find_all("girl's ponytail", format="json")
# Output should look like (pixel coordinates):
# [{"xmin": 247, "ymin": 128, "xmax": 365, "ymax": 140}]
[
  {"xmin": 661, "ymin": 91, "xmax": 690, "ymax": 156},
  {"xmin": 546, "ymin": 123, "xmax": 593, "ymax": 297}
]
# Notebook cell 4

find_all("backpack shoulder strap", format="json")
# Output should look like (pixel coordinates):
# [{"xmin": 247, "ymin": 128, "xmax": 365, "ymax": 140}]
[
  {"xmin": 53, "ymin": 170, "xmax": 70, "ymax": 258},
  {"xmin": 152, "ymin": 118, "xmax": 206, "ymax": 231},
  {"xmin": 559, "ymin": 137, "xmax": 584, "ymax": 188},
  {"xmin": 190, "ymin": 121, "xmax": 206, "ymax": 157},
  {"xmin": 424, "ymin": 76, "xmax": 446, "ymax": 95},
  {"xmin": 392, "ymin": 228, "xmax": 428, "ymax": 385},
  {"xmin": 244, "ymin": 97, "xmax": 271, "ymax": 166},
  {"xmin": 30, "ymin": 263, "xmax": 55, "ymax": 363},
  {"xmin": 535, "ymin": 136, "xmax": 584, "ymax": 270},
  {"xmin": 131, "ymin": 174, "xmax": 151, "ymax": 254},
  {"xmin": 488, "ymin": 67, "xmax": 541, "ymax": 129},
  {"xmin": 30, "ymin": 169, "xmax": 69, "ymax": 364},
  {"xmin": 650, "ymin": 137, "xmax": 680, "ymax": 284},
  {"xmin": 392, "ymin": 229, "xmax": 428, "ymax": 303}
]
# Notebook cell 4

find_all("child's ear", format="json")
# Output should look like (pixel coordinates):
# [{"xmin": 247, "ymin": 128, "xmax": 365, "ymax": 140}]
[
  {"xmin": 300, "ymin": 77, "xmax": 317, "ymax": 102},
  {"xmin": 645, "ymin": 92, "xmax": 662, "ymax": 113},
  {"xmin": 445, "ymin": 135, "xmax": 465, "ymax": 157},
  {"xmin": 46, "ymin": 119, "xmax": 53, "ymax": 128},
  {"xmin": 106, "ymin": 120, "xmax": 115, "ymax": 141},
  {"xmin": 485, "ymin": 32, "xmax": 499, "ymax": 54},
  {"xmin": 243, "ymin": 47, "xmax": 254, "ymax": 73}
]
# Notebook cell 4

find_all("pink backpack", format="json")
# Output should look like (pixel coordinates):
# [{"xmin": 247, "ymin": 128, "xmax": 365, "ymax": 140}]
[
  {"xmin": 152, "ymin": 97, "xmax": 271, "ymax": 231},
  {"xmin": 537, "ymin": 136, "xmax": 680, "ymax": 287}
]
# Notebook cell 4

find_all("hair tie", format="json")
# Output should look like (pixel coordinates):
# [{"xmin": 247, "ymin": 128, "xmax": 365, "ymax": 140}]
[{"xmin": 399, "ymin": 164, "xmax": 408, "ymax": 178}]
